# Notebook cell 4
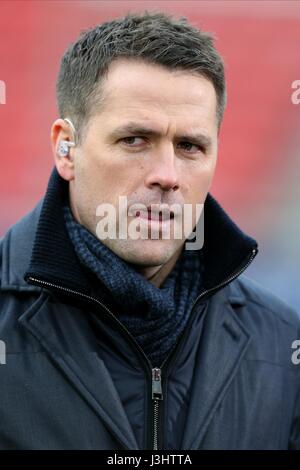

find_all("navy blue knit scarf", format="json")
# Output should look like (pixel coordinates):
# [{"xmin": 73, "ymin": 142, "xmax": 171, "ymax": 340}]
[{"xmin": 63, "ymin": 204, "xmax": 203, "ymax": 367}]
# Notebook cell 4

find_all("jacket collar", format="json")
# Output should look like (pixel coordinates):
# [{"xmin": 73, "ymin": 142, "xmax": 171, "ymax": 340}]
[{"xmin": 1, "ymin": 166, "xmax": 258, "ymax": 300}]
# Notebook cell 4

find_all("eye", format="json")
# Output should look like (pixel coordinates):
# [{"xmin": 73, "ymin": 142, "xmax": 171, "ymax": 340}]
[
  {"xmin": 177, "ymin": 141, "xmax": 205, "ymax": 154},
  {"xmin": 120, "ymin": 136, "xmax": 145, "ymax": 147}
]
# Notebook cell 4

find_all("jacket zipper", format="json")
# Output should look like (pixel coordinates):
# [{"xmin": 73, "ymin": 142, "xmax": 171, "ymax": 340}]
[
  {"xmin": 26, "ymin": 246, "xmax": 257, "ymax": 450},
  {"xmin": 152, "ymin": 367, "xmax": 163, "ymax": 450}
]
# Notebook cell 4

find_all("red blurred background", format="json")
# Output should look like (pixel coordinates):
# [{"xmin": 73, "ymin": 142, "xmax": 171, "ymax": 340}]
[{"xmin": 0, "ymin": 0, "xmax": 299, "ymax": 310}]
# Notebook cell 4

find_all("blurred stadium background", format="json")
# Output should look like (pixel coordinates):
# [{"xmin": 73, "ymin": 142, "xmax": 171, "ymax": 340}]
[{"xmin": 0, "ymin": 0, "xmax": 299, "ymax": 312}]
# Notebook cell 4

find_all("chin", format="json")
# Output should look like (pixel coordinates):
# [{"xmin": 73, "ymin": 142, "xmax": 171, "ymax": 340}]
[{"xmin": 109, "ymin": 238, "xmax": 178, "ymax": 267}]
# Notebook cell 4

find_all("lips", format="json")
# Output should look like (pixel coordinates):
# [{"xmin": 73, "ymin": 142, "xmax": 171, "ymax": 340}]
[{"xmin": 136, "ymin": 208, "xmax": 175, "ymax": 222}]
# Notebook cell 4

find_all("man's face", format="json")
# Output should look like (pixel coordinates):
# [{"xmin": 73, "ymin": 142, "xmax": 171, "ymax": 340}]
[{"xmin": 62, "ymin": 59, "xmax": 219, "ymax": 267}]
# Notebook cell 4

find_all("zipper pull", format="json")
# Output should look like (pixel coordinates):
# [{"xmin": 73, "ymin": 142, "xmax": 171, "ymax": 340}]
[{"xmin": 152, "ymin": 368, "xmax": 163, "ymax": 400}]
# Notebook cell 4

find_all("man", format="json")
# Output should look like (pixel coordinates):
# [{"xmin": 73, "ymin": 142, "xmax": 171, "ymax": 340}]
[{"xmin": 0, "ymin": 11, "xmax": 299, "ymax": 450}]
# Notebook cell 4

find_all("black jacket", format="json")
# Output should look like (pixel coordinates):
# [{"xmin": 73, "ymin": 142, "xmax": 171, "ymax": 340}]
[{"xmin": 0, "ymin": 168, "xmax": 299, "ymax": 450}]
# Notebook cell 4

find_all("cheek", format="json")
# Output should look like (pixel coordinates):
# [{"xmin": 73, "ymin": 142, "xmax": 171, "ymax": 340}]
[
  {"xmin": 76, "ymin": 145, "xmax": 142, "ymax": 207},
  {"xmin": 181, "ymin": 158, "xmax": 217, "ymax": 204},
  {"xmin": 78, "ymin": 144, "xmax": 119, "ymax": 186}
]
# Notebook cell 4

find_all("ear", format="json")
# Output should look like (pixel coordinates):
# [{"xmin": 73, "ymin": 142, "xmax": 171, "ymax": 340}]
[{"xmin": 51, "ymin": 118, "xmax": 76, "ymax": 182}]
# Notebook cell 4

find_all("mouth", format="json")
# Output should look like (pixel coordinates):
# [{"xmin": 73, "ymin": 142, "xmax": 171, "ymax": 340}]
[{"xmin": 136, "ymin": 207, "xmax": 175, "ymax": 222}]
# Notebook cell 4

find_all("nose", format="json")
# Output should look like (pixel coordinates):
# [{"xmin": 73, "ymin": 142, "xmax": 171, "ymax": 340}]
[{"xmin": 144, "ymin": 144, "xmax": 179, "ymax": 192}]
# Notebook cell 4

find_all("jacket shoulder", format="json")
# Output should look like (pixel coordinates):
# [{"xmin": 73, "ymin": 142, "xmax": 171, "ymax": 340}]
[
  {"xmin": 231, "ymin": 274, "xmax": 300, "ymax": 329},
  {"xmin": 0, "ymin": 201, "xmax": 43, "ymax": 291}
]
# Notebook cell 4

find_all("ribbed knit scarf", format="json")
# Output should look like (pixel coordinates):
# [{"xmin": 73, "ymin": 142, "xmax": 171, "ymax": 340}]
[{"xmin": 63, "ymin": 204, "xmax": 203, "ymax": 367}]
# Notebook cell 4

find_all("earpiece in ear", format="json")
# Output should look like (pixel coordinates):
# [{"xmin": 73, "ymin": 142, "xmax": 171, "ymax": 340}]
[{"xmin": 57, "ymin": 140, "xmax": 75, "ymax": 158}]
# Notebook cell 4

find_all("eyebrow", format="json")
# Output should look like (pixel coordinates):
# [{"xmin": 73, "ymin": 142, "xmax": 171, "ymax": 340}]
[{"xmin": 109, "ymin": 121, "xmax": 213, "ymax": 149}]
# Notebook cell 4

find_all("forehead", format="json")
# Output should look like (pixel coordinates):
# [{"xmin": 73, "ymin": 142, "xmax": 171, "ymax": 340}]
[{"xmin": 97, "ymin": 59, "xmax": 217, "ymax": 128}]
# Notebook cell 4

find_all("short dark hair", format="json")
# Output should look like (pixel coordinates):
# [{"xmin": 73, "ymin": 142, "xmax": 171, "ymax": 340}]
[{"xmin": 56, "ymin": 10, "xmax": 226, "ymax": 143}]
